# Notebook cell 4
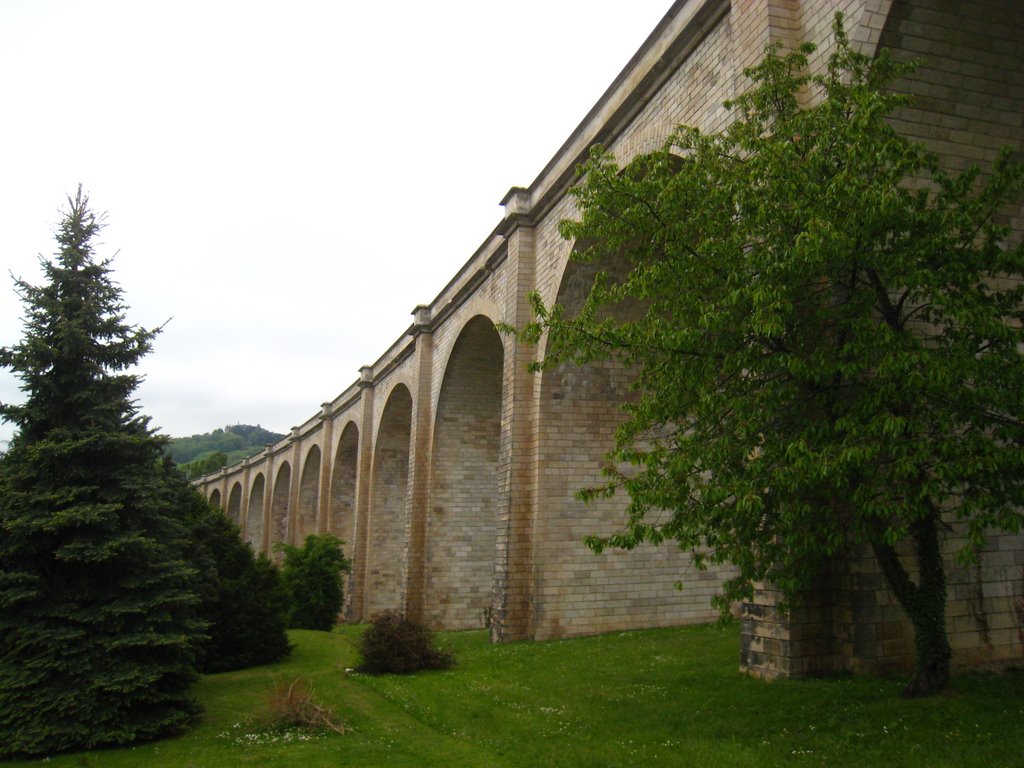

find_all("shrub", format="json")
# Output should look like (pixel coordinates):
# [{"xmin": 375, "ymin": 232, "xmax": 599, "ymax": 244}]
[
  {"xmin": 173, "ymin": 470, "xmax": 292, "ymax": 673},
  {"xmin": 188, "ymin": 507, "xmax": 292, "ymax": 671},
  {"xmin": 356, "ymin": 611, "xmax": 455, "ymax": 675},
  {"xmin": 277, "ymin": 534, "xmax": 351, "ymax": 631},
  {"xmin": 260, "ymin": 677, "xmax": 344, "ymax": 734}
]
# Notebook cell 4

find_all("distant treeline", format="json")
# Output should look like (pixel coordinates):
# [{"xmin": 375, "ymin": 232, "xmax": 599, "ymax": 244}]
[{"xmin": 169, "ymin": 424, "xmax": 285, "ymax": 478}]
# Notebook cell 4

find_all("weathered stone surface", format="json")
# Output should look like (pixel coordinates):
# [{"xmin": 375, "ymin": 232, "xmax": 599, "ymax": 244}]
[{"xmin": 199, "ymin": 0, "xmax": 1024, "ymax": 675}]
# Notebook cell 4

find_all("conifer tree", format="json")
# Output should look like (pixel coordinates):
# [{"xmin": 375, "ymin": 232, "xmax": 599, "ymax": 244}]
[
  {"xmin": 277, "ymin": 534, "xmax": 351, "ymax": 631},
  {"xmin": 164, "ymin": 463, "xmax": 292, "ymax": 674},
  {"xmin": 0, "ymin": 189, "xmax": 202, "ymax": 758}
]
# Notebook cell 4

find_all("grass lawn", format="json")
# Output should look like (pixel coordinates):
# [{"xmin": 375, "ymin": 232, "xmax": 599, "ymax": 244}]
[{"xmin": 3, "ymin": 623, "xmax": 1021, "ymax": 767}]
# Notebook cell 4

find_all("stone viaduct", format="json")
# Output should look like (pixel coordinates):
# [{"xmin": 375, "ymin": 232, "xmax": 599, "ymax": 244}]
[{"xmin": 198, "ymin": 0, "xmax": 1024, "ymax": 677}]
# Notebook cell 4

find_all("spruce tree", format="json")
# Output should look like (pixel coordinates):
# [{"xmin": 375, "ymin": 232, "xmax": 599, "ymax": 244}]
[
  {"xmin": 0, "ymin": 189, "xmax": 202, "ymax": 758},
  {"xmin": 164, "ymin": 463, "xmax": 292, "ymax": 674}
]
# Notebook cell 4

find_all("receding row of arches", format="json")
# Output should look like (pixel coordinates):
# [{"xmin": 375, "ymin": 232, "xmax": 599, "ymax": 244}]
[
  {"xmin": 205, "ymin": 279, "xmax": 647, "ymax": 633},
  {"xmin": 192, "ymin": 0, "xmax": 1024, "ymax": 653},
  {"xmin": 205, "ymin": 314, "xmax": 507, "ymax": 629},
  {"xmin": 211, "ymin": 439, "xmax": 352, "ymax": 555}
]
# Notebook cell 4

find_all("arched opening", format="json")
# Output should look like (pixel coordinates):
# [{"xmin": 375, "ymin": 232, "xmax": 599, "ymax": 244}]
[
  {"xmin": 533, "ymin": 245, "xmax": 718, "ymax": 638},
  {"xmin": 209, "ymin": 488, "xmax": 222, "ymax": 508},
  {"xmin": 426, "ymin": 315, "xmax": 504, "ymax": 629},
  {"xmin": 875, "ymin": 0, "xmax": 1023, "ymax": 233},
  {"xmin": 297, "ymin": 444, "xmax": 321, "ymax": 543},
  {"xmin": 365, "ymin": 384, "xmax": 412, "ymax": 617},
  {"xmin": 270, "ymin": 461, "xmax": 291, "ymax": 554},
  {"xmin": 226, "ymin": 482, "xmax": 243, "ymax": 525},
  {"xmin": 247, "ymin": 473, "xmax": 266, "ymax": 553},
  {"xmin": 330, "ymin": 422, "xmax": 359, "ymax": 619},
  {"xmin": 330, "ymin": 423, "xmax": 359, "ymax": 542}
]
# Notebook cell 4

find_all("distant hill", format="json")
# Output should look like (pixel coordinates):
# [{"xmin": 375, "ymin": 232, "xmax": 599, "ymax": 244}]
[{"xmin": 168, "ymin": 424, "xmax": 285, "ymax": 478}]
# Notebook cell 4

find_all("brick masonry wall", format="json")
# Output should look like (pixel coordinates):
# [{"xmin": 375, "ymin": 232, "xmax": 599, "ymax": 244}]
[
  {"xmin": 742, "ymin": 530, "xmax": 1024, "ymax": 679},
  {"xmin": 523, "ymin": 3, "xmax": 753, "ymax": 642},
  {"xmin": 534, "ymin": 354, "xmax": 729, "ymax": 639},
  {"xmin": 245, "ymin": 472, "xmax": 265, "ymax": 551},
  {"xmin": 828, "ymin": 534, "xmax": 1024, "ymax": 676},
  {"xmin": 270, "ymin": 462, "xmax": 291, "ymax": 560},
  {"xmin": 330, "ymin": 423, "xmax": 359, "ymax": 543},
  {"xmin": 196, "ymin": 0, "xmax": 1022, "ymax": 668},
  {"xmin": 742, "ymin": 0, "xmax": 1024, "ymax": 678},
  {"xmin": 426, "ymin": 315, "xmax": 504, "ymax": 629},
  {"xmin": 490, "ymin": 225, "xmax": 539, "ymax": 641},
  {"xmin": 297, "ymin": 445, "xmax": 320, "ymax": 542},
  {"xmin": 329, "ymin": 422, "xmax": 359, "ymax": 618},
  {"xmin": 532, "ymin": 244, "xmax": 732, "ymax": 639},
  {"xmin": 850, "ymin": 0, "xmax": 1024, "ymax": 675},
  {"xmin": 364, "ymin": 385, "xmax": 413, "ymax": 618},
  {"xmin": 226, "ymin": 482, "xmax": 242, "ymax": 526},
  {"xmin": 610, "ymin": 10, "xmax": 735, "ymax": 164}
]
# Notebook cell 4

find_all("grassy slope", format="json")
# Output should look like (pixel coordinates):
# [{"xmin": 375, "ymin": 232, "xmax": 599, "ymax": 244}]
[{"xmin": 4, "ymin": 624, "xmax": 1021, "ymax": 767}]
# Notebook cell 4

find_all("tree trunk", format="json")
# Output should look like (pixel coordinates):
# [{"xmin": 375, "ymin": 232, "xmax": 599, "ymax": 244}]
[{"xmin": 871, "ymin": 512, "xmax": 952, "ymax": 697}]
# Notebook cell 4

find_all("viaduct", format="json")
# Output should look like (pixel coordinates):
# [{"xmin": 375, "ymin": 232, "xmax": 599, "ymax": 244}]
[{"xmin": 198, "ymin": 0, "xmax": 1024, "ymax": 678}]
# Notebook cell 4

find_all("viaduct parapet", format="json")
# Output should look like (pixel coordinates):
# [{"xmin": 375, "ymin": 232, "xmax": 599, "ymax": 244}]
[{"xmin": 199, "ymin": 0, "xmax": 1024, "ymax": 676}]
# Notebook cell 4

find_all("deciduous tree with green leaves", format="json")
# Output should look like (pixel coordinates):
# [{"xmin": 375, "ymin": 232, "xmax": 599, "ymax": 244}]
[
  {"xmin": 0, "ymin": 189, "xmax": 203, "ymax": 757},
  {"xmin": 521, "ymin": 22, "xmax": 1024, "ymax": 697}
]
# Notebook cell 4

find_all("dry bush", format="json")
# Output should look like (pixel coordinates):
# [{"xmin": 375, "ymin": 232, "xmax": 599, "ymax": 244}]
[{"xmin": 260, "ymin": 677, "xmax": 345, "ymax": 734}]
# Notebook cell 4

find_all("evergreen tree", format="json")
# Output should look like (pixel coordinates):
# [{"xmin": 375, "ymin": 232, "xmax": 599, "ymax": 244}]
[
  {"xmin": 0, "ymin": 189, "xmax": 203, "ymax": 757},
  {"xmin": 165, "ymin": 465, "xmax": 292, "ymax": 673},
  {"xmin": 277, "ymin": 534, "xmax": 351, "ymax": 631}
]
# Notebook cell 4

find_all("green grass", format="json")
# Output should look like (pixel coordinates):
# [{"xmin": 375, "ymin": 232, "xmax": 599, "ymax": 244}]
[{"xmin": 4, "ymin": 624, "xmax": 1022, "ymax": 767}]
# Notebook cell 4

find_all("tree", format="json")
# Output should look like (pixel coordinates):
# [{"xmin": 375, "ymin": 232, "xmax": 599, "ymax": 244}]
[
  {"xmin": 164, "ymin": 462, "xmax": 292, "ymax": 673},
  {"xmin": 277, "ymin": 534, "xmax": 351, "ymax": 631},
  {"xmin": 179, "ymin": 450, "xmax": 229, "ymax": 480},
  {"xmin": 0, "ymin": 189, "xmax": 203, "ymax": 757},
  {"xmin": 521, "ymin": 21, "xmax": 1024, "ymax": 697}
]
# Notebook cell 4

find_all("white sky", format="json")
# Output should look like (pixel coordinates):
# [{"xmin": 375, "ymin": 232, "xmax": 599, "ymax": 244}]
[{"xmin": 0, "ymin": 0, "xmax": 672, "ymax": 447}]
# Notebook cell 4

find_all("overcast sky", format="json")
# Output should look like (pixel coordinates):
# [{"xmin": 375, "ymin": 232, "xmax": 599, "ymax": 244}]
[{"xmin": 0, "ymin": 0, "xmax": 672, "ymax": 447}]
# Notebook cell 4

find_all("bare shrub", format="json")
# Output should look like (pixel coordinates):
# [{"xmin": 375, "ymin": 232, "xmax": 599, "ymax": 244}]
[
  {"xmin": 356, "ymin": 610, "xmax": 455, "ymax": 675},
  {"xmin": 260, "ymin": 677, "xmax": 345, "ymax": 734}
]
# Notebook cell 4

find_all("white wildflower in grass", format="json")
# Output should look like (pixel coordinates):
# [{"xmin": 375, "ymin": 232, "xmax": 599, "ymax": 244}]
[{"xmin": 215, "ymin": 718, "xmax": 333, "ymax": 748}]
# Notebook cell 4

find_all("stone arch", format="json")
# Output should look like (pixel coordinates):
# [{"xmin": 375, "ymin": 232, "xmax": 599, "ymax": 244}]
[
  {"xmin": 426, "ymin": 315, "xmax": 504, "ymax": 629},
  {"xmin": 850, "ymin": 0, "xmax": 896, "ymax": 57},
  {"xmin": 533, "ymin": 242, "xmax": 718, "ymax": 638},
  {"xmin": 297, "ymin": 444, "xmax": 321, "ymax": 543},
  {"xmin": 270, "ymin": 461, "xmax": 291, "ymax": 554},
  {"xmin": 610, "ymin": 121, "xmax": 679, "ymax": 167},
  {"xmin": 430, "ymin": 301, "xmax": 503, "ymax": 417},
  {"xmin": 365, "ymin": 383, "xmax": 413, "ymax": 617},
  {"xmin": 247, "ymin": 472, "xmax": 266, "ymax": 553},
  {"xmin": 209, "ymin": 488, "xmax": 222, "ymax": 508},
  {"xmin": 226, "ymin": 482, "xmax": 243, "ymax": 525},
  {"xmin": 877, "ymin": 0, "xmax": 1023, "ymax": 182},
  {"xmin": 330, "ymin": 422, "xmax": 359, "ymax": 544},
  {"xmin": 330, "ymin": 421, "xmax": 360, "ymax": 619}
]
